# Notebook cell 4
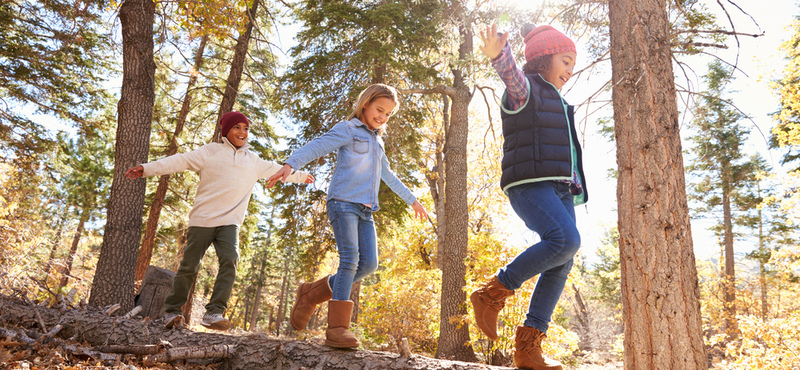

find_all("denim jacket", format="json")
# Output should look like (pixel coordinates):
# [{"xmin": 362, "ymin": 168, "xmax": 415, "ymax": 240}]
[{"xmin": 284, "ymin": 118, "xmax": 416, "ymax": 211}]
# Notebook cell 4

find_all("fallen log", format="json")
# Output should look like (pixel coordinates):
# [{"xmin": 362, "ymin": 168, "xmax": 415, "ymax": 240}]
[{"xmin": 0, "ymin": 296, "xmax": 510, "ymax": 370}]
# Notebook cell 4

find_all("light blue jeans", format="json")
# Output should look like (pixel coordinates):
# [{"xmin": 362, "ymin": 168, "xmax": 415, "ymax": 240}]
[
  {"xmin": 326, "ymin": 199, "xmax": 379, "ymax": 300},
  {"xmin": 498, "ymin": 181, "xmax": 581, "ymax": 333}
]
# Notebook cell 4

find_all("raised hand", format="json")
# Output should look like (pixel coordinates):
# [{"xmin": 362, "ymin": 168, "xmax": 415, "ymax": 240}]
[{"xmin": 479, "ymin": 23, "xmax": 509, "ymax": 60}]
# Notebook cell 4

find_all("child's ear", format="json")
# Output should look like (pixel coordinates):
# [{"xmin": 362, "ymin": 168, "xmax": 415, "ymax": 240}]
[{"xmin": 521, "ymin": 23, "xmax": 536, "ymax": 39}]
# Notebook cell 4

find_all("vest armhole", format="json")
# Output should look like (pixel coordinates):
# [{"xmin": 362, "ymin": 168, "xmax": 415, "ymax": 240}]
[{"xmin": 501, "ymin": 78, "xmax": 531, "ymax": 115}]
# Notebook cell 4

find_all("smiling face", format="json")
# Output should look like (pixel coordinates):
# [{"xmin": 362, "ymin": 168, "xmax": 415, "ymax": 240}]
[
  {"xmin": 226, "ymin": 122, "xmax": 249, "ymax": 148},
  {"xmin": 540, "ymin": 51, "xmax": 576, "ymax": 90},
  {"xmin": 361, "ymin": 97, "xmax": 397, "ymax": 130}
]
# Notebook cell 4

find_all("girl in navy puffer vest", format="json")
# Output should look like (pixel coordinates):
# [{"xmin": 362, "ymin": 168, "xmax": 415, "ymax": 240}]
[{"xmin": 470, "ymin": 23, "xmax": 588, "ymax": 370}]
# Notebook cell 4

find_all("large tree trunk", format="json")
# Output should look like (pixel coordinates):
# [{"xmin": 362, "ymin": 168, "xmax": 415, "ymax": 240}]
[
  {"xmin": 0, "ymin": 297, "xmax": 505, "ymax": 370},
  {"xmin": 211, "ymin": 0, "xmax": 259, "ymax": 143},
  {"xmin": 60, "ymin": 210, "xmax": 89, "ymax": 287},
  {"xmin": 435, "ymin": 19, "xmax": 476, "ymax": 362},
  {"xmin": 89, "ymin": 0, "xmax": 155, "ymax": 311},
  {"xmin": 608, "ymin": 0, "xmax": 707, "ymax": 369},
  {"xmin": 135, "ymin": 35, "xmax": 209, "ymax": 282}
]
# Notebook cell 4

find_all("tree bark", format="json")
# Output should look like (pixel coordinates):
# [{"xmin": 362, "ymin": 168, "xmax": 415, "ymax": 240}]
[
  {"xmin": 608, "ymin": 0, "xmax": 707, "ymax": 369},
  {"xmin": 249, "ymin": 254, "xmax": 268, "ymax": 331},
  {"xmin": 89, "ymin": 0, "xmax": 155, "ymax": 311},
  {"xmin": 435, "ymin": 17, "xmax": 476, "ymax": 362},
  {"xmin": 44, "ymin": 219, "xmax": 64, "ymax": 279},
  {"xmin": 276, "ymin": 259, "xmax": 289, "ymax": 336},
  {"xmin": 60, "ymin": 210, "xmax": 89, "ymax": 287},
  {"xmin": 135, "ymin": 34, "xmax": 209, "ymax": 282},
  {"xmin": 721, "ymin": 167, "xmax": 737, "ymax": 339},
  {"xmin": 0, "ymin": 297, "xmax": 506, "ymax": 370},
  {"xmin": 757, "ymin": 207, "xmax": 768, "ymax": 321},
  {"xmin": 212, "ymin": 0, "xmax": 259, "ymax": 143}
]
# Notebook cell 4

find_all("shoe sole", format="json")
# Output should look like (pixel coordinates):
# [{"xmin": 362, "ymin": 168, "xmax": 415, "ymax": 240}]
[
  {"xmin": 324, "ymin": 339, "xmax": 359, "ymax": 348},
  {"xmin": 200, "ymin": 320, "xmax": 231, "ymax": 331}
]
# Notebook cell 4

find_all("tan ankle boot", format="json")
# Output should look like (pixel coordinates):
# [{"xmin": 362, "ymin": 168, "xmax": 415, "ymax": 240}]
[
  {"xmin": 290, "ymin": 276, "xmax": 332, "ymax": 331},
  {"xmin": 470, "ymin": 275, "xmax": 515, "ymax": 340},
  {"xmin": 514, "ymin": 326, "xmax": 563, "ymax": 370},
  {"xmin": 325, "ymin": 300, "xmax": 359, "ymax": 348}
]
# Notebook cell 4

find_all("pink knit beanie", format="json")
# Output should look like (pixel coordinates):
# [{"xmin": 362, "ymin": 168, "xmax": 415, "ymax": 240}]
[
  {"xmin": 524, "ymin": 25, "xmax": 576, "ymax": 63},
  {"xmin": 219, "ymin": 111, "xmax": 250, "ymax": 137}
]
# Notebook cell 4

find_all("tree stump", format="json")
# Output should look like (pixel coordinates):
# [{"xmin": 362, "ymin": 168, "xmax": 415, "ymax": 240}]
[{"xmin": 135, "ymin": 265, "xmax": 174, "ymax": 320}]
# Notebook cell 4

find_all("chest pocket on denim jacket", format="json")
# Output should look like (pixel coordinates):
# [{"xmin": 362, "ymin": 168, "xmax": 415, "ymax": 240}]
[{"xmin": 353, "ymin": 136, "xmax": 370, "ymax": 154}]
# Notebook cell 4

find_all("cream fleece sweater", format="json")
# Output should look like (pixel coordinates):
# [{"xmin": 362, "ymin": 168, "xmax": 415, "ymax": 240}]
[{"xmin": 142, "ymin": 138, "xmax": 308, "ymax": 228}]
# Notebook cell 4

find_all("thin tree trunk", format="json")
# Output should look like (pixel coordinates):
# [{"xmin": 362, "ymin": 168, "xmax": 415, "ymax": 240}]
[
  {"xmin": 45, "ymin": 220, "xmax": 64, "ymax": 279},
  {"xmin": 89, "ymin": 0, "xmax": 155, "ymax": 311},
  {"xmin": 435, "ymin": 19, "xmax": 476, "ymax": 362},
  {"xmin": 275, "ymin": 258, "xmax": 289, "ymax": 336},
  {"xmin": 249, "ymin": 254, "xmax": 268, "ymax": 331},
  {"xmin": 60, "ymin": 211, "xmax": 90, "ymax": 287},
  {"xmin": 609, "ymin": 0, "xmax": 707, "ymax": 369},
  {"xmin": 721, "ymin": 169, "xmax": 737, "ymax": 339},
  {"xmin": 135, "ymin": 34, "xmax": 209, "ymax": 282},
  {"xmin": 212, "ymin": 0, "xmax": 259, "ymax": 142},
  {"xmin": 349, "ymin": 281, "xmax": 361, "ymax": 323},
  {"xmin": 757, "ymin": 206, "xmax": 768, "ymax": 321}
]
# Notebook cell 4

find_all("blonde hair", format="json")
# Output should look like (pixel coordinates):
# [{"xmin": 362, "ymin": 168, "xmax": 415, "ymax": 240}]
[{"xmin": 347, "ymin": 84, "xmax": 401, "ymax": 123}]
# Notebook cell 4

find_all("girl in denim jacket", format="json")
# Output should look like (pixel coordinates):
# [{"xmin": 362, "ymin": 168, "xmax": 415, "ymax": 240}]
[{"xmin": 268, "ymin": 84, "xmax": 428, "ymax": 348}]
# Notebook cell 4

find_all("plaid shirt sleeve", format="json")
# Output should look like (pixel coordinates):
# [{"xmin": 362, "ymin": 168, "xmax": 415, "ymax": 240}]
[{"xmin": 491, "ymin": 40, "xmax": 528, "ymax": 111}]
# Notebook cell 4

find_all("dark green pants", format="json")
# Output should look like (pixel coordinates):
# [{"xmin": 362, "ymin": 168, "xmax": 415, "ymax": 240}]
[{"xmin": 164, "ymin": 225, "xmax": 239, "ymax": 315}]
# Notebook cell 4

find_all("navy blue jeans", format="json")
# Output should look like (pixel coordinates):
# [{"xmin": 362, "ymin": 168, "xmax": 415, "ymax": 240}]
[
  {"xmin": 327, "ymin": 199, "xmax": 379, "ymax": 301},
  {"xmin": 498, "ymin": 181, "xmax": 580, "ymax": 333}
]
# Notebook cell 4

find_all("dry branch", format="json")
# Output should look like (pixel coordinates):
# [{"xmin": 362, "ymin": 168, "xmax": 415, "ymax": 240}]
[
  {"xmin": 399, "ymin": 85, "xmax": 457, "ymax": 96},
  {"xmin": 144, "ymin": 344, "xmax": 235, "ymax": 366},
  {"xmin": 37, "ymin": 324, "xmax": 63, "ymax": 343},
  {"xmin": 97, "ymin": 341, "xmax": 170, "ymax": 355},
  {"xmin": 120, "ymin": 305, "xmax": 143, "ymax": 320},
  {"xmin": 104, "ymin": 303, "xmax": 121, "ymax": 316}
]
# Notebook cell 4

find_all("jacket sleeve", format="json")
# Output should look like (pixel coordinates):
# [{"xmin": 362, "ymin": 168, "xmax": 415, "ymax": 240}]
[
  {"xmin": 492, "ymin": 40, "xmax": 529, "ymax": 113},
  {"xmin": 284, "ymin": 121, "xmax": 351, "ymax": 170},
  {"xmin": 379, "ymin": 152, "xmax": 416, "ymax": 205},
  {"xmin": 257, "ymin": 159, "xmax": 309, "ymax": 183},
  {"xmin": 141, "ymin": 145, "xmax": 209, "ymax": 177}
]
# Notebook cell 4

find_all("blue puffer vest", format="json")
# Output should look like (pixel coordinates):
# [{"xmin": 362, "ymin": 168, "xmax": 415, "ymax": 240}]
[{"xmin": 500, "ymin": 74, "xmax": 588, "ymax": 205}]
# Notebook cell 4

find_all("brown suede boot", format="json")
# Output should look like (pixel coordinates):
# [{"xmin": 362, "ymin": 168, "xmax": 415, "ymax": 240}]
[
  {"xmin": 325, "ymin": 300, "xmax": 359, "ymax": 348},
  {"xmin": 290, "ymin": 276, "xmax": 332, "ymax": 331},
  {"xmin": 514, "ymin": 326, "xmax": 563, "ymax": 370},
  {"xmin": 470, "ymin": 275, "xmax": 515, "ymax": 340}
]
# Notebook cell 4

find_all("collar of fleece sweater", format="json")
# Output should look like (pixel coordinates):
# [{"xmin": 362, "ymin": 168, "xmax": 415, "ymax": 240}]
[{"xmin": 221, "ymin": 136, "xmax": 251, "ymax": 152}]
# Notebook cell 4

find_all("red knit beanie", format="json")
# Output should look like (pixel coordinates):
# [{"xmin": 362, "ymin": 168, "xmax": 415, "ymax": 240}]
[
  {"xmin": 219, "ymin": 111, "xmax": 250, "ymax": 137},
  {"xmin": 524, "ymin": 25, "xmax": 576, "ymax": 63}
]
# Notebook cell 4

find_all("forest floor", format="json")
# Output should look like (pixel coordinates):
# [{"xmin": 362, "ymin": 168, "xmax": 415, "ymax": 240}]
[{"xmin": 0, "ymin": 330, "xmax": 625, "ymax": 370}]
